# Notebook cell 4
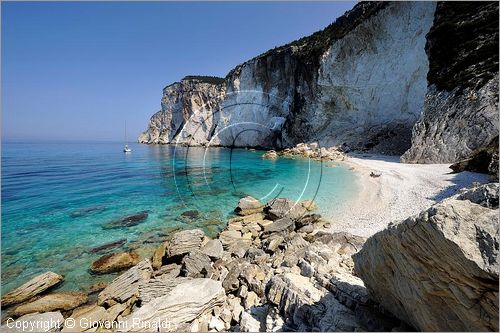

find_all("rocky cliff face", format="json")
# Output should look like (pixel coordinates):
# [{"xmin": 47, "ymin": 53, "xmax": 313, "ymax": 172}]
[
  {"xmin": 140, "ymin": 1, "xmax": 498, "ymax": 167},
  {"xmin": 401, "ymin": 2, "xmax": 499, "ymax": 164},
  {"xmin": 138, "ymin": 77, "xmax": 225, "ymax": 145},
  {"xmin": 140, "ymin": 2, "xmax": 437, "ymax": 152}
]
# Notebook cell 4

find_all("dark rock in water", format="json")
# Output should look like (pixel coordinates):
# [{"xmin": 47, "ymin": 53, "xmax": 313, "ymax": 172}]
[
  {"xmin": 90, "ymin": 252, "xmax": 140, "ymax": 274},
  {"xmin": 70, "ymin": 206, "xmax": 106, "ymax": 218},
  {"xmin": 88, "ymin": 239, "xmax": 127, "ymax": 254},
  {"xmin": 102, "ymin": 211, "xmax": 149, "ymax": 229},
  {"xmin": 179, "ymin": 210, "xmax": 200, "ymax": 220}
]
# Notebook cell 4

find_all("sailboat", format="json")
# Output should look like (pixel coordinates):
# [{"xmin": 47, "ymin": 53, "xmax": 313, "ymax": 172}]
[{"xmin": 123, "ymin": 121, "xmax": 132, "ymax": 153}]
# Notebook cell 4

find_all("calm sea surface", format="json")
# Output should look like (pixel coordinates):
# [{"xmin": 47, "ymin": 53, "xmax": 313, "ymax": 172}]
[{"xmin": 1, "ymin": 142, "xmax": 357, "ymax": 294}]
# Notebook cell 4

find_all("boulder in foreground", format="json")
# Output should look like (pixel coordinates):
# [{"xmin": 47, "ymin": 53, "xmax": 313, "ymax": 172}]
[{"xmin": 354, "ymin": 184, "xmax": 499, "ymax": 331}]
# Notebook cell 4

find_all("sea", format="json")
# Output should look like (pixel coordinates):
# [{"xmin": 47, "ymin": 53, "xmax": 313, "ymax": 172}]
[{"xmin": 1, "ymin": 142, "xmax": 358, "ymax": 294}]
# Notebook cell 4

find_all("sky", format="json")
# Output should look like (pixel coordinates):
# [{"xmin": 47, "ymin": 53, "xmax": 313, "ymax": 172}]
[{"xmin": 2, "ymin": 1, "xmax": 356, "ymax": 142}]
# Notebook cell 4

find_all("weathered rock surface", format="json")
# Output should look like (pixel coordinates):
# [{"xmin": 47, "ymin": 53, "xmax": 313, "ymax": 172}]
[
  {"xmin": 120, "ymin": 279, "xmax": 225, "ymax": 332},
  {"xmin": 354, "ymin": 186, "xmax": 500, "ymax": 331},
  {"xmin": 1, "ymin": 272, "xmax": 64, "ymax": 307},
  {"xmin": 62, "ymin": 304, "xmax": 108, "ymax": 332},
  {"xmin": 182, "ymin": 251, "xmax": 213, "ymax": 278},
  {"xmin": 137, "ymin": 277, "xmax": 191, "ymax": 304},
  {"xmin": 167, "ymin": 229, "xmax": 205, "ymax": 258},
  {"xmin": 12, "ymin": 292, "xmax": 88, "ymax": 317},
  {"xmin": 138, "ymin": 77, "xmax": 225, "ymax": 145},
  {"xmin": 90, "ymin": 252, "xmax": 139, "ymax": 274},
  {"xmin": 2, "ymin": 311, "xmax": 64, "ymax": 332},
  {"xmin": 200, "ymin": 239, "xmax": 224, "ymax": 260},
  {"xmin": 98, "ymin": 260, "xmax": 153, "ymax": 306}
]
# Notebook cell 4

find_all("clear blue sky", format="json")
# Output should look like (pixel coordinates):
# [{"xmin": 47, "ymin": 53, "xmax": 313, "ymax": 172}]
[{"xmin": 2, "ymin": 1, "xmax": 356, "ymax": 142}]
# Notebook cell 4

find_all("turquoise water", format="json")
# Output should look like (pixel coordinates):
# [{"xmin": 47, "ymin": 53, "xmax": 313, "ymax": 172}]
[{"xmin": 1, "ymin": 142, "xmax": 357, "ymax": 294}]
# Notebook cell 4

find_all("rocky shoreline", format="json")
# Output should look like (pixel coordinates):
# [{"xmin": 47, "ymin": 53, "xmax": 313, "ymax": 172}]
[{"xmin": 2, "ymin": 182, "xmax": 498, "ymax": 332}]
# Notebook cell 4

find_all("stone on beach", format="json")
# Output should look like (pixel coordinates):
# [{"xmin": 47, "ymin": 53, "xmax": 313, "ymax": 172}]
[
  {"xmin": 62, "ymin": 304, "xmax": 108, "ymax": 332},
  {"xmin": 120, "ymin": 279, "xmax": 225, "ymax": 332},
  {"xmin": 234, "ymin": 196, "xmax": 263, "ymax": 216},
  {"xmin": 138, "ymin": 277, "xmax": 191, "ymax": 304},
  {"xmin": 200, "ymin": 239, "xmax": 224, "ymax": 259},
  {"xmin": 182, "ymin": 250, "xmax": 213, "ymax": 277},
  {"xmin": 12, "ymin": 292, "xmax": 88, "ymax": 317},
  {"xmin": 262, "ymin": 217, "xmax": 295, "ymax": 236},
  {"xmin": 90, "ymin": 252, "xmax": 140, "ymax": 274},
  {"xmin": 97, "ymin": 260, "xmax": 153, "ymax": 306},
  {"xmin": 1, "ymin": 271, "xmax": 64, "ymax": 307},
  {"xmin": 264, "ymin": 198, "xmax": 306, "ymax": 221},
  {"xmin": 151, "ymin": 241, "xmax": 169, "ymax": 270},
  {"xmin": 166, "ymin": 229, "xmax": 205, "ymax": 258}
]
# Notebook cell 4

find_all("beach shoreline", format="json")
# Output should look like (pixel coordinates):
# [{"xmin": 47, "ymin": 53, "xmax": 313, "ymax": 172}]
[{"xmin": 330, "ymin": 153, "xmax": 490, "ymax": 237}]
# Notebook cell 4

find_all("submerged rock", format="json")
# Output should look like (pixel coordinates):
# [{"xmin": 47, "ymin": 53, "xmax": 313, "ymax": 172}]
[
  {"xmin": 103, "ymin": 211, "xmax": 149, "ymax": 229},
  {"xmin": 179, "ymin": 210, "xmax": 200, "ymax": 220},
  {"xmin": 70, "ymin": 205, "xmax": 106, "ymax": 218},
  {"xmin": 1, "ymin": 272, "xmax": 64, "ymax": 308},
  {"xmin": 88, "ymin": 238, "xmax": 127, "ymax": 254},
  {"xmin": 90, "ymin": 252, "xmax": 140, "ymax": 274},
  {"xmin": 12, "ymin": 292, "xmax": 88, "ymax": 317},
  {"xmin": 354, "ymin": 186, "xmax": 499, "ymax": 331}
]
